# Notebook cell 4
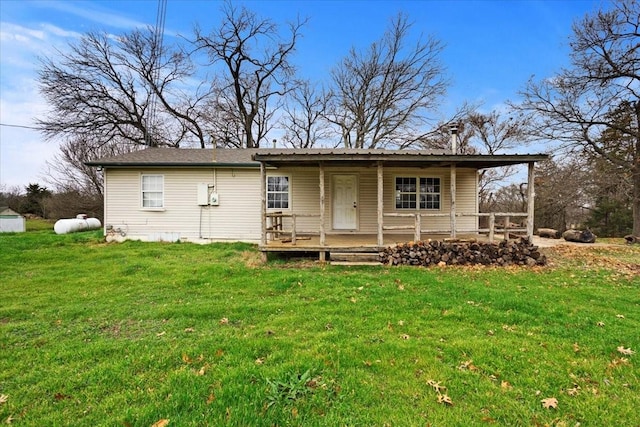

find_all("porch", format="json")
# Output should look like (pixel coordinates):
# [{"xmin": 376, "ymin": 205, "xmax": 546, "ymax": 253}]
[{"xmin": 253, "ymin": 149, "xmax": 547, "ymax": 262}]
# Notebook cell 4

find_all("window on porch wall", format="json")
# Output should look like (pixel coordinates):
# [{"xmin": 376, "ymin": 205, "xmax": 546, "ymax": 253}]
[
  {"xmin": 267, "ymin": 176, "xmax": 289, "ymax": 209},
  {"xmin": 395, "ymin": 177, "xmax": 441, "ymax": 210}
]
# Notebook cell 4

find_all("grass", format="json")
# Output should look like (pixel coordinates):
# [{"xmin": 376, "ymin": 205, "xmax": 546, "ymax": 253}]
[{"xmin": 0, "ymin": 229, "xmax": 638, "ymax": 426}]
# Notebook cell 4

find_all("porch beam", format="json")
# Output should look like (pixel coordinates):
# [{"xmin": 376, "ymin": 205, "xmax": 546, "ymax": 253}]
[
  {"xmin": 260, "ymin": 162, "xmax": 267, "ymax": 247},
  {"xmin": 319, "ymin": 162, "xmax": 326, "ymax": 247},
  {"xmin": 377, "ymin": 161, "xmax": 384, "ymax": 246},
  {"xmin": 450, "ymin": 164, "xmax": 457, "ymax": 238},
  {"xmin": 526, "ymin": 162, "xmax": 535, "ymax": 239}
]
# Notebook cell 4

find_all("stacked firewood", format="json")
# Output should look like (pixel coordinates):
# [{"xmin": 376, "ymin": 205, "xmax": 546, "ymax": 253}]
[{"xmin": 380, "ymin": 238, "xmax": 546, "ymax": 267}]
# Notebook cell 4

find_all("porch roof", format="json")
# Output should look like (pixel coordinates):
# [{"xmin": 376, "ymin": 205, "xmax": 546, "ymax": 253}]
[{"xmin": 252, "ymin": 149, "xmax": 548, "ymax": 169}]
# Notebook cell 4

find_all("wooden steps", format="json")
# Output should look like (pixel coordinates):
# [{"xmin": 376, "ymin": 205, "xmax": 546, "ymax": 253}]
[{"xmin": 329, "ymin": 251, "xmax": 382, "ymax": 265}]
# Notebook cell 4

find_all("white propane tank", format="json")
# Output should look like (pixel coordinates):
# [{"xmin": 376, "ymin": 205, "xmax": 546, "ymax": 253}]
[{"xmin": 54, "ymin": 214, "xmax": 102, "ymax": 235}]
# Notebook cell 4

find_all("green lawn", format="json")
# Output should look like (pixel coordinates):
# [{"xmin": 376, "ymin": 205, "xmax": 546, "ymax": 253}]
[{"xmin": 0, "ymin": 230, "xmax": 638, "ymax": 426}]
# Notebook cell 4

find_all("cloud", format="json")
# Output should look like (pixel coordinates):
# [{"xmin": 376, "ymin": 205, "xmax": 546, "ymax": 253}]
[{"xmin": 39, "ymin": 1, "xmax": 149, "ymax": 30}]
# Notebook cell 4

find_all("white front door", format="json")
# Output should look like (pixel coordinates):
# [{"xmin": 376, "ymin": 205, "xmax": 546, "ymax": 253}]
[{"xmin": 332, "ymin": 175, "xmax": 358, "ymax": 230}]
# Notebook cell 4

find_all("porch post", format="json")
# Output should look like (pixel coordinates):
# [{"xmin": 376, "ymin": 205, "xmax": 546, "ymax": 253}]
[
  {"xmin": 526, "ymin": 162, "xmax": 535, "ymax": 240},
  {"xmin": 319, "ymin": 162, "xmax": 326, "ymax": 247},
  {"xmin": 260, "ymin": 162, "xmax": 267, "ymax": 247},
  {"xmin": 377, "ymin": 161, "xmax": 384, "ymax": 246},
  {"xmin": 450, "ymin": 163, "xmax": 457, "ymax": 238}
]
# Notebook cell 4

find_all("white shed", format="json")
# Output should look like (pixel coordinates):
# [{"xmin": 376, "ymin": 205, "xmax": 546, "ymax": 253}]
[{"xmin": 0, "ymin": 207, "xmax": 26, "ymax": 233}]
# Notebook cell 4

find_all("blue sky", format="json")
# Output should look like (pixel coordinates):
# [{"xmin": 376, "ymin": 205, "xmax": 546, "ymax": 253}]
[{"xmin": 0, "ymin": 0, "xmax": 602, "ymax": 190}]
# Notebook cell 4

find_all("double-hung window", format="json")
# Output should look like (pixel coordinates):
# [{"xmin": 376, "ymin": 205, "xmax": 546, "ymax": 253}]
[
  {"xmin": 267, "ymin": 176, "xmax": 289, "ymax": 209},
  {"xmin": 395, "ymin": 177, "xmax": 440, "ymax": 210},
  {"xmin": 141, "ymin": 175, "xmax": 164, "ymax": 208}
]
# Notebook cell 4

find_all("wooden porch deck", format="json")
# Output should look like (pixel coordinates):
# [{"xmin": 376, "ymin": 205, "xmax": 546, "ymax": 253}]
[{"xmin": 260, "ymin": 232, "xmax": 504, "ymax": 252}]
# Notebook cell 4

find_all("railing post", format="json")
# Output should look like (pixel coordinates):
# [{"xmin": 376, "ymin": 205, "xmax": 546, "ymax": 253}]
[
  {"xmin": 527, "ymin": 162, "xmax": 535, "ymax": 240},
  {"xmin": 504, "ymin": 215, "xmax": 510, "ymax": 240},
  {"xmin": 489, "ymin": 213, "xmax": 495, "ymax": 243},
  {"xmin": 291, "ymin": 214, "xmax": 297, "ymax": 245},
  {"xmin": 260, "ymin": 163, "xmax": 266, "ymax": 246},
  {"xmin": 415, "ymin": 214, "xmax": 421, "ymax": 242},
  {"xmin": 377, "ymin": 161, "xmax": 384, "ymax": 246}
]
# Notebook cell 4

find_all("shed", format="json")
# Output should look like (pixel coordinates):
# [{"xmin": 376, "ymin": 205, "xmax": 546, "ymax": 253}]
[{"xmin": 0, "ymin": 207, "xmax": 26, "ymax": 233}]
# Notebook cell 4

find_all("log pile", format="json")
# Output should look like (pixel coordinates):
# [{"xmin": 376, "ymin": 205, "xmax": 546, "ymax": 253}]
[{"xmin": 380, "ymin": 238, "xmax": 546, "ymax": 267}]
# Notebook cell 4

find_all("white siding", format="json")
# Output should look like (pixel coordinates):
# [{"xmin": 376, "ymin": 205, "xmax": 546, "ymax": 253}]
[
  {"xmin": 103, "ymin": 164, "xmax": 479, "ymax": 242},
  {"xmin": 281, "ymin": 165, "xmax": 478, "ymax": 234},
  {"xmin": 104, "ymin": 168, "xmax": 262, "ymax": 242}
]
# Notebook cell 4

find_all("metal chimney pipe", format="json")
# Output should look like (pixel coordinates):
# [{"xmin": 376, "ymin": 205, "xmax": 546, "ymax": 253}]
[{"xmin": 449, "ymin": 123, "xmax": 459, "ymax": 154}]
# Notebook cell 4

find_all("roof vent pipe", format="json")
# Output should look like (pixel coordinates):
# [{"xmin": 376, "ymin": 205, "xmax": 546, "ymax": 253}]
[{"xmin": 449, "ymin": 123, "xmax": 459, "ymax": 154}]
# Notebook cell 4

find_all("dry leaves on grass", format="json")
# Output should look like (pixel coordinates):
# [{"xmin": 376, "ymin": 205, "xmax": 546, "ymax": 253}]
[
  {"xmin": 541, "ymin": 397, "xmax": 558, "ymax": 409},
  {"xmin": 437, "ymin": 394, "xmax": 453, "ymax": 406},
  {"xmin": 427, "ymin": 380, "xmax": 446, "ymax": 393},
  {"xmin": 617, "ymin": 346, "xmax": 635, "ymax": 356},
  {"xmin": 151, "ymin": 419, "xmax": 170, "ymax": 427},
  {"xmin": 0, "ymin": 394, "xmax": 7, "ymax": 405}
]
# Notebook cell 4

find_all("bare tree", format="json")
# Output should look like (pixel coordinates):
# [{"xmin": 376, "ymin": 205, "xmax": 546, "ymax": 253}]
[
  {"xmin": 193, "ymin": 2, "xmax": 305, "ymax": 148},
  {"xmin": 279, "ymin": 81, "xmax": 333, "ymax": 148},
  {"xmin": 513, "ymin": 0, "xmax": 640, "ymax": 236},
  {"xmin": 327, "ymin": 13, "xmax": 448, "ymax": 148},
  {"xmin": 38, "ymin": 28, "xmax": 211, "ymax": 149}
]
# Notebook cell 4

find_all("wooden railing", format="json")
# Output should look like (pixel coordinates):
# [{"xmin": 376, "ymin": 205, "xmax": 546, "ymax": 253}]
[
  {"xmin": 266, "ymin": 211, "xmax": 529, "ymax": 245},
  {"xmin": 266, "ymin": 212, "xmax": 320, "ymax": 244},
  {"xmin": 383, "ymin": 212, "xmax": 529, "ymax": 243}
]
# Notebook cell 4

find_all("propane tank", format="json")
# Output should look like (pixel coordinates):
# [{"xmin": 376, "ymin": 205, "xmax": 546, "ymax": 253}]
[{"xmin": 54, "ymin": 214, "xmax": 102, "ymax": 234}]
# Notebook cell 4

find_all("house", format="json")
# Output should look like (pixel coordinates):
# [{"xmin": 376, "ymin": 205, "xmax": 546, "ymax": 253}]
[
  {"xmin": 87, "ymin": 147, "xmax": 547, "ymax": 261},
  {"xmin": 0, "ymin": 207, "xmax": 25, "ymax": 233}
]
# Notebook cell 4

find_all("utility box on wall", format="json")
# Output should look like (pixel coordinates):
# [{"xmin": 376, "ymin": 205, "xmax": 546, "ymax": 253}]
[
  {"xmin": 197, "ymin": 183, "xmax": 209, "ymax": 206},
  {"xmin": 209, "ymin": 192, "xmax": 219, "ymax": 206}
]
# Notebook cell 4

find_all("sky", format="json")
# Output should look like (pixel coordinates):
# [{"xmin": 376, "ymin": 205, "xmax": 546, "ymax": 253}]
[{"xmin": 0, "ymin": 0, "xmax": 606, "ymax": 191}]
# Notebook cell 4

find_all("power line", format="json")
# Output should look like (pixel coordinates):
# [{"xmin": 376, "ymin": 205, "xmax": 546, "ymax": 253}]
[{"xmin": 0, "ymin": 123, "xmax": 41, "ymax": 130}]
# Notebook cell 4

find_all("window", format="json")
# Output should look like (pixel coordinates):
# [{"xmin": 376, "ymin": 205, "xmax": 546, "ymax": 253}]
[
  {"xmin": 142, "ymin": 175, "xmax": 164, "ymax": 208},
  {"xmin": 267, "ymin": 176, "xmax": 289, "ymax": 209},
  {"xmin": 395, "ymin": 176, "xmax": 440, "ymax": 210}
]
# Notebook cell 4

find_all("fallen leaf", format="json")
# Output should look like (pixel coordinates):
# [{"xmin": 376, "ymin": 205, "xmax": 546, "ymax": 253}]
[
  {"xmin": 291, "ymin": 407, "xmax": 298, "ymax": 418},
  {"xmin": 437, "ymin": 393, "xmax": 453, "ymax": 405},
  {"xmin": 350, "ymin": 297, "xmax": 357, "ymax": 303},
  {"xmin": 0, "ymin": 394, "xmax": 7, "ymax": 405},
  {"xmin": 616, "ymin": 314, "xmax": 625, "ymax": 319},
  {"xmin": 5, "ymin": 415, "xmax": 15, "ymax": 424},
  {"xmin": 197, "ymin": 365, "xmax": 207, "ymax": 376},
  {"xmin": 500, "ymin": 381, "xmax": 512, "ymax": 390},
  {"xmin": 219, "ymin": 317, "xmax": 229, "ymax": 325},
  {"xmin": 182, "ymin": 354, "xmax": 192, "ymax": 364},
  {"xmin": 573, "ymin": 343, "xmax": 580, "ymax": 353},
  {"xmin": 567, "ymin": 385, "xmax": 580, "ymax": 396},
  {"xmin": 363, "ymin": 360, "xmax": 372, "ymax": 367},
  {"xmin": 397, "ymin": 320, "xmax": 405, "ymax": 326},
  {"xmin": 255, "ymin": 357, "xmax": 265, "ymax": 365},
  {"xmin": 206, "ymin": 393, "xmax": 215, "ymax": 404},
  {"xmin": 151, "ymin": 419, "xmax": 170, "ymax": 427},
  {"xmin": 458, "ymin": 360, "xmax": 478, "ymax": 371},
  {"xmin": 617, "ymin": 346, "xmax": 635, "ymax": 355},
  {"xmin": 156, "ymin": 331, "xmax": 166, "ymax": 337},
  {"xmin": 184, "ymin": 327, "xmax": 195, "ymax": 333},
  {"xmin": 596, "ymin": 321, "xmax": 605, "ymax": 327},
  {"xmin": 357, "ymin": 286, "xmax": 364, "ymax": 291},
  {"xmin": 609, "ymin": 357, "xmax": 630, "ymax": 368},
  {"xmin": 215, "ymin": 349, "xmax": 224, "ymax": 357},
  {"xmin": 427, "ymin": 380, "xmax": 446, "ymax": 393},
  {"xmin": 401, "ymin": 334, "xmax": 410, "ymax": 340},
  {"xmin": 541, "ymin": 397, "xmax": 558, "ymax": 409}
]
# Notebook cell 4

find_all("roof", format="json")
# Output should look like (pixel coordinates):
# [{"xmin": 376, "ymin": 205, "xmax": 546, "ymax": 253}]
[
  {"xmin": 252, "ymin": 149, "xmax": 548, "ymax": 169},
  {"xmin": 85, "ymin": 148, "xmax": 259, "ymax": 168},
  {"xmin": 86, "ymin": 147, "xmax": 548, "ymax": 169},
  {"xmin": 0, "ymin": 207, "xmax": 22, "ymax": 217}
]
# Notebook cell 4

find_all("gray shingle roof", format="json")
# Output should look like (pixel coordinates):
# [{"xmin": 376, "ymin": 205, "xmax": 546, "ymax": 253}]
[
  {"xmin": 85, "ymin": 148, "xmax": 259, "ymax": 167},
  {"xmin": 86, "ymin": 147, "xmax": 548, "ymax": 169}
]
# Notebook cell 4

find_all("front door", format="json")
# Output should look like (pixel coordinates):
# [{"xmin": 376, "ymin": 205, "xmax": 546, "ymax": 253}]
[{"xmin": 332, "ymin": 175, "xmax": 358, "ymax": 230}]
